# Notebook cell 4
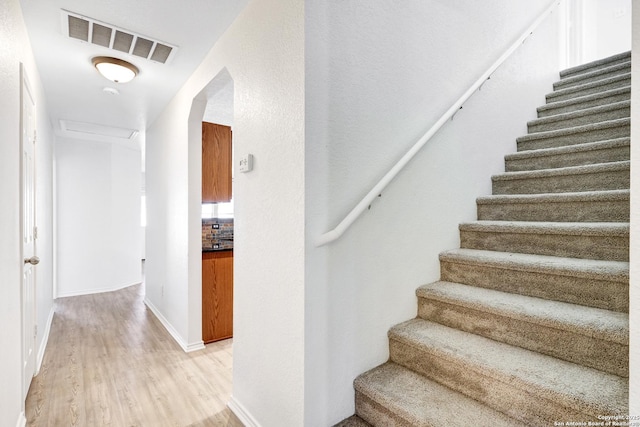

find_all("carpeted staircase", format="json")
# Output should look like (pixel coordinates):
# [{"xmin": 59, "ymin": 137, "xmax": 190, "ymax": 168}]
[{"xmin": 337, "ymin": 51, "xmax": 630, "ymax": 426}]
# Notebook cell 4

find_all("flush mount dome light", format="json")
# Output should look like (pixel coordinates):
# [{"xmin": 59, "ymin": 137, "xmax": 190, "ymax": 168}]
[{"xmin": 92, "ymin": 56, "xmax": 138, "ymax": 83}]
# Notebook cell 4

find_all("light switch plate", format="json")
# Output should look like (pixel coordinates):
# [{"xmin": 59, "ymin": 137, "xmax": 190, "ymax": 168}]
[{"xmin": 239, "ymin": 154, "xmax": 253, "ymax": 173}]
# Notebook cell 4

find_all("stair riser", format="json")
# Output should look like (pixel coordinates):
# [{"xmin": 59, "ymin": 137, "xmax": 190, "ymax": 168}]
[
  {"xmin": 355, "ymin": 392, "xmax": 413, "ymax": 427},
  {"xmin": 417, "ymin": 298, "xmax": 628, "ymax": 377},
  {"xmin": 477, "ymin": 199, "xmax": 630, "ymax": 223},
  {"xmin": 505, "ymin": 145, "xmax": 630, "ymax": 171},
  {"xmin": 459, "ymin": 229, "xmax": 628, "ymax": 261},
  {"xmin": 538, "ymin": 90, "xmax": 630, "ymax": 117},
  {"xmin": 560, "ymin": 53, "xmax": 630, "ymax": 79},
  {"xmin": 517, "ymin": 122, "xmax": 630, "ymax": 151},
  {"xmin": 554, "ymin": 65, "xmax": 630, "ymax": 90},
  {"xmin": 348, "ymin": 53, "xmax": 632, "ymax": 426},
  {"xmin": 492, "ymin": 167, "xmax": 629, "ymax": 195},
  {"xmin": 528, "ymin": 105, "xmax": 629, "ymax": 133},
  {"xmin": 389, "ymin": 339, "xmax": 597, "ymax": 425},
  {"xmin": 546, "ymin": 76, "xmax": 630, "ymax": 103},
  {"xmin": 439, "ymin": 259, "xmax": 628, "ymax": 312}
]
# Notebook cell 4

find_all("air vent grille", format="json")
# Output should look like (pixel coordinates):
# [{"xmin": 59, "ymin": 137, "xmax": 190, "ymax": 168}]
[
  {"xmin": 62, "ymin": 10, "xmax": 177, "ymax": 64},
  {"xmin": 113, "ymin": 31, "xmax": 133, "ymax": 53},
  {"xmin": 132, "ymin": 37, "xmax": 153, "ymax": 58},
  {"xmin": 150, "ymin": 43, "xmax": 173, "ymax": 63},
  {"xmin": 68, "ymin": 15, "xmax": 89, "ymax": 41},
  {"xmin": 92, "ymin": 23, "xmax": 112, "ymax": 47}
]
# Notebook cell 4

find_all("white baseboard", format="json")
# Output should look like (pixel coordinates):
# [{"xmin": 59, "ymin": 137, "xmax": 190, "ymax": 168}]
[
  {"xmin": 56, "ymin": 281, "xmax": 142, "ymax": 299},
  {"xmin": 228, "ymin": 396, "xmax": 261, "ymax": 427},
  {"xmin": 35, "ymin": 306, "xmax": 55, "ymax": 375},
  {"xmin": 143, "ymin": 298, "xmax": 205, "ymax": 353},
  {"xmin": 185, "ymin": 340, "xmax": 206, "ymax": 353},
  {"xmin": 16, "ymin": 412, "xmax": 26, "ymax": 427}
]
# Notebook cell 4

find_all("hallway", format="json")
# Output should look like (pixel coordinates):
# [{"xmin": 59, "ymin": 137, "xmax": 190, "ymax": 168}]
[{"xmin": 25, "ymin": 283, "xmax": 242, "ymax": 427}]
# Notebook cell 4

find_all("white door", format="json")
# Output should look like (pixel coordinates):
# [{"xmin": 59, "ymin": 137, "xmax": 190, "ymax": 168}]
[{"xmin": 21, "ymin": 64, "xmax": 38, "ymax": 401}]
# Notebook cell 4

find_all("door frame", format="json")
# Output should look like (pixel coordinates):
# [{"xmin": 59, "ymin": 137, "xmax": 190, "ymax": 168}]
[{"xmin": 20, "ymin": 62, "xmax": 38, "ymax": 403}]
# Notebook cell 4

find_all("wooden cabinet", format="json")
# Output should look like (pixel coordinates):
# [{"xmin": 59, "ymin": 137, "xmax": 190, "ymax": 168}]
[
  {"xmin": 202, "ymin": 122, "xmax": 232, "ymax": 203},
  {"xmin": 202, "ymin": 250, "xmax": 233, "ymax": 343}
]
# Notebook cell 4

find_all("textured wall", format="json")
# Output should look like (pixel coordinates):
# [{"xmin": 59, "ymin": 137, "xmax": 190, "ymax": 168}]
[
  {"xmin": 0, "ymin": 2, "xmax": 30, "ymax": 422},
  {"xmin": 579, "ymin": 0, "xmax": 631, "ymax": 64},
  {"xmin": 304, "ymin": 1, "xmax": 564, "ymax": 424},
  {"xmin": 145, "ymin": 0, "xmax": 305, "ymax": 424},
  {"xmin": 0, "ymin": 0, "xmax": 54, "ymax": 424},
  {"xmin": 56, "ymin": 138, "xmax": 142, "ymax": 297}
]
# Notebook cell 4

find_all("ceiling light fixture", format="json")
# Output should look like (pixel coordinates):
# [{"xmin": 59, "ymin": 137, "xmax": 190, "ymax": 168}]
[{"xmin": 92, "ymin": 56, "xmax": 138, "ymax": 83}]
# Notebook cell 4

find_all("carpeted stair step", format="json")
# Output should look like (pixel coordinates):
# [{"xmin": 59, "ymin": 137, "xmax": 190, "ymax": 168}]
[
  {"xmin": 559, "ymin": 51, "xmax": 630, "ymax": 80},
  {"xmin": 477, "ymin": 189, "xmax": 630, "ymax": 223},
  {"xmin": 553, "ymin": 61, "xmax": 630, "ymax": 91},
  {"xmin": 342, "ymin": 52, "xmax": 631, "ymax": 426},
  {"xmin": 546, "ymin": 73, "xmax": 630, "ymax": 103},
  {"xmin": 527, "ymin": 100, "xmax": 629, "ymax": 133},
  {"xmin": 537, "ymin": 86, "xmax": 630, "ymax": 117},
  {"xmin": 416, "ymin": 281, "xmax": 628, "ymax": 376},
  {"xmin": 516, "ymin": 118, "xmax": 629, "ymax": 151},
  {"xmin": 439, "ymin": 248, "xmax": 629, "ymax": 312},
  {"xmin": 459, "ymin": 220, "xmax": 629, "ymax": 261},
  {"xmin": 492, "ymin": 160, "xmax": 629, "ymax": 195},
  {"xmin": 353, "ymin": 362, "xmax": 526, "ymax": 427},
  {"xmin": 388, "ymin": 319, "xmax": 628, "ymax": 425},
  {"xmin": 505, "ymin": 137, "xmax": 629, "ymax": 171}
]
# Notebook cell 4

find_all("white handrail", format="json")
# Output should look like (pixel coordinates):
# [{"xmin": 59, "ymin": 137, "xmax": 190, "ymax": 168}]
[{"xmin": 316, "ymin": 0, "xmax": 563, "ymax": 247}]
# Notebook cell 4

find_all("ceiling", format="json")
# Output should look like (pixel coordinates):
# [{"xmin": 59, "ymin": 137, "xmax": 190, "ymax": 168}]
[{"xmin": 19, "ymin": 0, "xmax": 247, "ymax": 147}]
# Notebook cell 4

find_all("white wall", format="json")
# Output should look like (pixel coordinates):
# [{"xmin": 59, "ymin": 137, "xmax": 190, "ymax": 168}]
[
  {"xmin": 144, "ymin": 0, "xmax": 632, "ymax": 424},
  {"xmin": 56, "ymin": 137, "xmax": 142, "ymax": 297},
  {"xmin": 34, "ymin": 59, "xmax": 56, "ymax": 379},
  {"xmin": 629, "ymin": 0, "xmax": 639, "ymax": 415},
  {"xmin": 202, "ymin": 71, "xmax": 234, "ymax": 126},
  {"xmin": 304, "ymin": 1, "xmax": 564, "ymax": 424},
  {"xmin": 580, "ymin": 0, "xmax": 632, "ymax": 64},
  {"xmin": 145, "ymin": 0, "xmax": 304, "ymax": 425},
  {"xmin": 0, "ymin": 0, "xmax": 55, "ymax": 424}
]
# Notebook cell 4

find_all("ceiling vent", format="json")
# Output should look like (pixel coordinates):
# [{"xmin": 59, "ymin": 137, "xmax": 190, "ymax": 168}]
[
  {"xmin": 63, "ymin": 10, "xmax": 177, "ymax": 64},
  {"xmin": 60, "ymin": 119, "xmax": 139, "ymax": 140}
]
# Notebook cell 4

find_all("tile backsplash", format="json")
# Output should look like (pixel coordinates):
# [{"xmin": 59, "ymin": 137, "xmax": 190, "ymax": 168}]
[{"xmin": 202, "ymin": 218, "xmax": 234, "ymax": 250}]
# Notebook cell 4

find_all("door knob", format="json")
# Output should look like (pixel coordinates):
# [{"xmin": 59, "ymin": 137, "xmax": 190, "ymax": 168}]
[{"xmin": 24, "ymin": 256, "xmax": 40, "ymax": 265}]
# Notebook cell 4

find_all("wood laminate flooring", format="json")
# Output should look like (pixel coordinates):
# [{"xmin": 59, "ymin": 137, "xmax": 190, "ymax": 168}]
[{"xmin": 25, "ymin": 283, "xmax": 243, "ymax": 427}]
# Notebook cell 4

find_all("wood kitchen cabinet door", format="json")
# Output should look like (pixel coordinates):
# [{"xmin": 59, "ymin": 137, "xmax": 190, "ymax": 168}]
[
  {"xmin": 202, "ymin": 122, "xmax": 232, "ymax": 203},
  {"xmin": 202, "ymin": 251, "xmax": 233, "ymax": 343}
]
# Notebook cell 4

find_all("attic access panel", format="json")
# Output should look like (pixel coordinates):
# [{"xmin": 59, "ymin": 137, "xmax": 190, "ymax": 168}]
[{"xmin": 59, "ymin": 119, "xmax": 139, "ymax": 140}]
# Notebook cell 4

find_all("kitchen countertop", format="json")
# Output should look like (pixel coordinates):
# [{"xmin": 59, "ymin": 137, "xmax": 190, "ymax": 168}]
[{"xmin": 202, "ymin": 247, "xmax": 233, "ymax": 253}]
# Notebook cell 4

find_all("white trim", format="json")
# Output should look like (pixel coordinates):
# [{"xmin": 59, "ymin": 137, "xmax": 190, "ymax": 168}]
[
  {"xmin": 143, "ymin": 298, "xmax": 205, "ymax": 353},
  {"xmin": 20, "ymin": 61, "xmax": 38, "ymax": 404},
  {"xmin": 52, "ymin": 139, "xmax": 58, "ymax": 299},
  {"xmin": 228, "ymin": 396, "xmax": 261, "ymax": 427},
  {"xmin": 184, "ymin": 339, "xmax": 206, "ymax": 352},
  {"xmin": 16, "ymin": 412, "xmax": 26, "ymax": 427},
  {"xmin": 55, "ymin": 281, "xmax": 141, "ymax": 299},
  {"xmin": 35, "ymin": 306, "xmax": 55, "ymax": 375}
]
